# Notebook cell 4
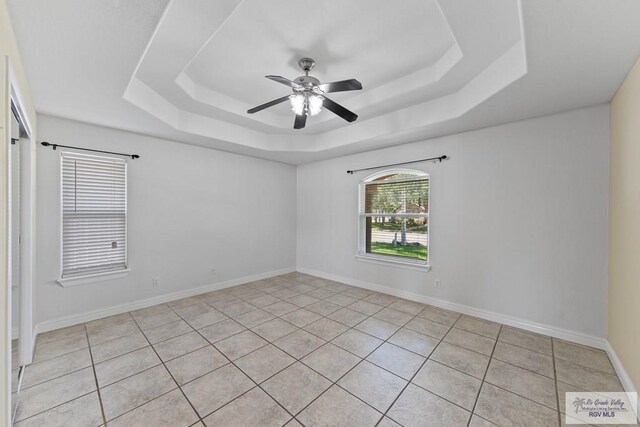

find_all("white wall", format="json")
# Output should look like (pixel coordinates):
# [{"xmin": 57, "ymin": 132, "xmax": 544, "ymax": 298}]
[
  {"xmin": 35, "ymin": 115, "xmax": 296, "ymax": 324},
  {"xmin": 35, "ymin": 105, "xmax": 610, "ymax": 340},
  {"xmin": 297, "ymin": 105, "xmax": 610, "ymax": 339}
]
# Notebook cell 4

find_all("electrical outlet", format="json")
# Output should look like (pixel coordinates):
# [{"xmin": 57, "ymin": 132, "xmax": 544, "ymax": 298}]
[
  {"xmin": 152, "ymin": 277, "xmax": 159, "ymax": 287},
  {"xmin": 434, "ymin": 279, "xmax": 441, "ymax": 289}
]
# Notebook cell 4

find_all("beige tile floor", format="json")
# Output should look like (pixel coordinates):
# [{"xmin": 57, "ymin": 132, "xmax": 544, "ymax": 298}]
[
  {"xmin": 13, "ymin": 273, "xmax": 636, "ymax": 427},
  {"xmin": 11, "ymin": 338, "xmax": 21, "ymax": 416}
]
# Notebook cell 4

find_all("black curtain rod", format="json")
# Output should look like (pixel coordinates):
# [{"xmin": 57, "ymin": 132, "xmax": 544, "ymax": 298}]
[
  {"xmin": 40, "ymin": 141, "xmax": 140, "ymax": 159},
  {"xmin": 347, "ymin": 155, "xmax": 448, "ymax": 174}
]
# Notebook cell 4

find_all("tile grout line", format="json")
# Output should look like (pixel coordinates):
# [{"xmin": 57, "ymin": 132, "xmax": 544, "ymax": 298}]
[
  {"xmin": 26, "ymin": 342, "xmax": 91, "ymax": 365},
  {"xmin": 462, "ymin": 327, "xmax": 568, "ymax": 424},
  {"xmin": 488, "ymin": 353, "xmax": 557, "ymax": 380},
  {"xmin": 339, "ymin": 320, "xmax": 505, "ymax": 415},
  {"xmin": 552, "ymin": 337, "xmax": 562, "ymax": 426},
  {"xmin": 376, "ymin": 309, "xmax": 458, "ymax": 426},
  {"xmin": 166, "ymin": 301, "xmax": 301, "ymax": 424},
  {"xmin": 39, "ymin": 298, "xmax": 392, "ymax": 423},
  {"xmin": 310, "ymin": 295, "xmax": 567, "ymax": 417},
  {"xmin": 88, "ymin": 303, "xmax": 562, "ymax": 416},
  {"xmin": 129, "ymin": 282, "xmax": 487, "ymax": 423},
  {"xmin": 476, "ymin": 382, "xmax": 561, "ymax": 414},
  {"xmin": 11, "ymin": 390, "xmax": 98, "ymax": 426},
  {"xmin": 18, "ymin": 278, "xmax": 400, "ymax": 423},
  {"xmin": 279, "ymin": 315, "xmax": 437, "ymax": 420},
  {"xmin": 175, "ymin": 283, "xmax": 397, "ymax": 423},
  {"xmin": 467, "ymin": 324, "xmax": 502, "ymax": 427},
  {"xmin": 205, "ymin": 346, "xmax": 298, "ymax": 422},
  {"xmin": 97, "ymin": 301, "xmax": 318, "ymax": 398},
  {"xmin": 496, "ymin": 330, "xmax": 556, "ymax": 357},
  {"xmin": 96, "ymin": 354, "xmax": 167, "ymax": 390},
  {"xmin": 15, "ymin": 361, "xmax": 90, "ymax": 394},
  {"xmin": 106, "ymin": 387, "xmax": 187, "ymax": 425},
  {"xmin": 262, "ymin": 337, "xmax": 386, "ymax": 422},
  {"xmin": 25, "ymin": 300, "xmax": 375, "ymax": 399},
  {"xmin": 83, "ymin": 323, "xmax": 108, "ymax": 427},
  {"xmin": 90, "ymin": 337, "xmax": 151, "ymax": 365},
  {"xmin": 127, "ymin": 313, "xmax": 206, "ymax": 426},
  {"xmin": 454, "ymin": 323, "xmax": 554, "ymax": 357},
  {"xmin": 270, "ymin": 302, "xmax": 441, "ymax": 425}
]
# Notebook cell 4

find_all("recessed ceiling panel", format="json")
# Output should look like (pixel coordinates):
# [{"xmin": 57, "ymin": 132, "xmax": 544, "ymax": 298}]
[{"xmin": 184, "ymin": 0, "xmax": 455, "ymax": 109}]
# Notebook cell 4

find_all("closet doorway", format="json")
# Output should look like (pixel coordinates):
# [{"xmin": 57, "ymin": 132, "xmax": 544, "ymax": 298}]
[{"xmin": 6, "ymin": 68, "xmax": 36, "ymax": 424}]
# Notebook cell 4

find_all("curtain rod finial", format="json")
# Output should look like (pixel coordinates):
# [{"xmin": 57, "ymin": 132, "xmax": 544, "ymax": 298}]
[{"xmin": 347, "ymin": 170, "xmax": 354, "ymax": 174}]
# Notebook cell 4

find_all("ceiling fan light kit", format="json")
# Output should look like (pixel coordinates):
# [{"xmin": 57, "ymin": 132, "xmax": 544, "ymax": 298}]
[
  {"xmin": 247, "ymin": 57, "xmax": 363, "ymax": 129},
  {"xmin": 289, "ymin": 92, "xmax": 323, "ymax": 116}
]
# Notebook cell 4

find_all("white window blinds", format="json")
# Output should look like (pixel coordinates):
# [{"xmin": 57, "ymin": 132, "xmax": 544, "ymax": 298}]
[
  {"xmin": 62, "ymin": 152, "xmax": 127, "ymax": 277},
  {"xmin": 363, "ymin": 178, "xmax": 430, "ymax": 216},
  {"xmin": 359, "ymin": 172, "xmax": 430, "ymax": 264}
]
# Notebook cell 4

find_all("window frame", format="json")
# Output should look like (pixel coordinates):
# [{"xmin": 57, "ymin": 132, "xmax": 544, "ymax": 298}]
[
  {"xmin": 357, "ymin": 168, "xmax": 431, "ymax": 271},
  {"xmin": 57, "ymin": 151, "xmax": 130, "ymax": 287}
]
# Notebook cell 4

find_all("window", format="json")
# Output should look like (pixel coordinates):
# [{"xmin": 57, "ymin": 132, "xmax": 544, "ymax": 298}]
[
  {"xmin": 358, "ymin": 169, "xmax": 429, "ymax": 267},
  {"xmin": 61, "ymin": 152, "xmax": 127, "ymax": 280}
]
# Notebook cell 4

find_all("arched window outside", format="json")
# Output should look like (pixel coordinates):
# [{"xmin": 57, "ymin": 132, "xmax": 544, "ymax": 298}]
[{"xmin": 358, "ymin": 169, "xmax": 429, "ymax": 266}]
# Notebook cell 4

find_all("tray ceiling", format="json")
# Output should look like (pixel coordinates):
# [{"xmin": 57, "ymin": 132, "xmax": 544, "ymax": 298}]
[
  {"xmin": 8, "ymin": 0, "xmax": 640, "ymax": 163},
  {"xmin": 124, "ymin": 0, "xmax": 526, "ymax": 153}
]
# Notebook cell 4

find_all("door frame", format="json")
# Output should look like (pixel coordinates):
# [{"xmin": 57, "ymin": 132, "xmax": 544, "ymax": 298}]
[
  {"xmin": 2, "ymin": 55, "xmax": 36, "ymax": 425},
  {"xmin": 6, "ymin": 57, "xmax": 35, "ymax": 367}
]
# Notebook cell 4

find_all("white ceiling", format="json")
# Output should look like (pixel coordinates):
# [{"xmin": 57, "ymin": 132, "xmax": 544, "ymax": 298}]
[
  {"xmin": 7, "ymin": 0, "xmax": 640, "ymax": 164},
  {"xmin": 184, "ymin": 0, "xmax": 456, "ymax": 108}
]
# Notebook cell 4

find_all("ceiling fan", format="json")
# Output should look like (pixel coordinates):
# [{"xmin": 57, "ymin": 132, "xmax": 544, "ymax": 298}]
[{"xmin": 247, "ymin": 57, "xmax": 362, "ymax": 130}]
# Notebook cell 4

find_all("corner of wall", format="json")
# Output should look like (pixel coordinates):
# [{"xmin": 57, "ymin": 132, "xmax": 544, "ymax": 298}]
[{"xmin": 608, "ymin": 56, "xmax": 640, "ymax": 395}]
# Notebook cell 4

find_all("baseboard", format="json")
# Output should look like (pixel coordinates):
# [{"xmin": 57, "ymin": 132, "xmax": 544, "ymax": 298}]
[
  {"xmin": 34, "ymin": 267, "xmax": 295, "ymax": 336},
  {"xmin": 605, "ymin": 343, "xmax": 640, "ymax": 423},
  {"xmin": 297, "ymin": 266, "xmax": 608, "ymax": 350},
  {"xmin": 605, "ymin": 341, "xmax": 638, "ymax": 396}
]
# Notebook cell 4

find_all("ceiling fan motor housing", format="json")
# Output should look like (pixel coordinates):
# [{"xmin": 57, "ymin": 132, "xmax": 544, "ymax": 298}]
[{"xmin": 294, "ymin": 75, "xmax": 321, "ymax": 89}]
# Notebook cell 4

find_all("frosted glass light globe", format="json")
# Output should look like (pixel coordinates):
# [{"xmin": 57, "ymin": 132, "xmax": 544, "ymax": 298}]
[
  {"xmin": 289, "ymin": 94, "xmax": 305, "ymax": 115},
  {"xmin": 308, "ymin": 95, "xmax": 323, "ymax": 116}
]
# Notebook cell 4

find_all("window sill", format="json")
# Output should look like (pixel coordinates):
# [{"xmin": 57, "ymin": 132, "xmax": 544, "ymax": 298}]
[
  {"xmin": 57, "ymin": 269, "xmax": 131, "ymax": 287},
  {"xmin": 355, "ymin": 254, "xmax": 431, "ymax": 272}
]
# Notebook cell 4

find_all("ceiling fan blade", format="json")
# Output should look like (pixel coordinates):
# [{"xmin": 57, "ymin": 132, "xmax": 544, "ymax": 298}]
[
  {"xmin": 293, "ymin": 113, "xmax": 307, "ymax": 129},
  {"xmin": 322, "ymin": 97, "xmax": 358, "ymax": 122},
  {"xmin": 247, "ymin": 95, "xmax": 291, "ymax": 114},
  {"xmin": 317, "ymin": 79, "xmax": 362, "ymax": 93},
  {"xmin": 266, "ymin": 75, "xmax": 300, "ymax": 88}
]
